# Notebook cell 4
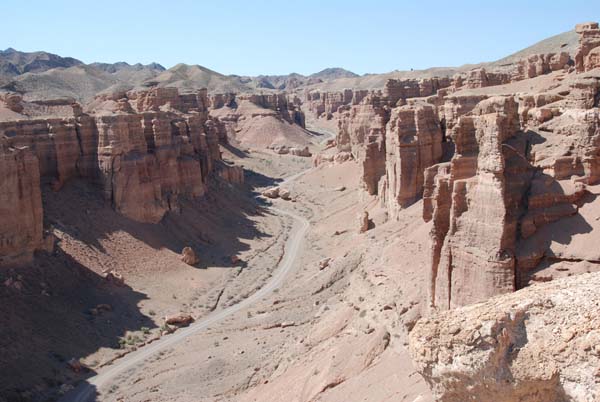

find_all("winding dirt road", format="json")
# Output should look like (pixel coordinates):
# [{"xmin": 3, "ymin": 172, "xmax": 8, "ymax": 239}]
[{"xmin": 60, "ymin": 172, "xmax": 310, "ymax": 402}]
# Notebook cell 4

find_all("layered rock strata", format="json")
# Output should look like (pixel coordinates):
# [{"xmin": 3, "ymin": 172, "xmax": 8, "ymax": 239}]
[
  {"xmin": 424, "ymin": 97, "xmax": 534, "ymax": 309},
  {"xmin": 380, "ymin": 105, "xmax": 443, "ymax": 219},
  {"xmin": 210, "ymin": 92, "xmax": 306, "ymax": 128},
  {"xmin": 575, "ymin": 22, "xmax": 600, "ymax": 72},
  {"xmin": 0, "ymin": 87, "xmax": 243, "ymax": 265},
  {"xmin": 423, "ymin": 46, "xmax": 600, "ymax": 309},
  {"xmin": 0, "ymin": 144, "xmax": 43, "ymax": 265},
  {"xmin": 410, "ymin": 272, "xmax": 600, "ymax": 402}
]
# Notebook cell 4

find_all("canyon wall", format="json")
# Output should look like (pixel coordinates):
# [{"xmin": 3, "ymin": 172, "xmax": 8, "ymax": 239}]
[
  {"xmin": 313, "ymin": 47, "xmax": 570, "ymax": 204},
  {"xmin": 0, "ymin": 87, "xmax": 243, "ymax": 266},
  {"xmin": 407, "ymin": 22, "xmax": 600, "ymax": 400},
  {"xmin": 311, "ymin": 22, "xmax": 599, "ymax": 310},
  {"xmin": 424, "ymin": 64, "xmax": 600, "ymax": 310},
  {"xmin": 333, "ymin": 80, "xmax": 449, "ymax": 200},
  {"xmin": 0, "ymin": 144, "xmax": 43, "ymax": 266},
  {"xmin": 209, "ymin": 92, "xmax": 306, "ymax": 128},
  {"xmin": 424, "ymin": 97, "xmax": 533, "ymax": 309},
  {"xmin": 381, "ymin": 104, "xmax": 443, "ymax": 219},
  {"xmin": 575, "ymin": 22, "xmax": 600, "ymax": 72}
]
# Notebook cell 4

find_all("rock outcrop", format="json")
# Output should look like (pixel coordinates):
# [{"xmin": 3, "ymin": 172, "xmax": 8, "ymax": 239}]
[
  {"xmin": 305, "ymin": 89, "xmax": 367, "ymax": 120},
  {"xmin": 380, "ymin": 104, "xmax": 443, "ymax": 219},
  {"xmin": 358, "ymin": 211, "xmax": 369, "ymax": 233},
  {"xmin": 575, "ymin": 22, "xmax": 600, "ymax": 72},
  {"xmin": 424, "ymin": 97, "xmax": 533, "ymax": 309},
  {"xmin": 1, "ymin": 92, "xmax": 226, "ymax": 224},
  {"xmin": 207, "ymin": 91, "xmax": 310, "ymax": 150},
  {"xmin": 237, "ymin": 93, "xmax": 306, "ymax": 127},
  {"xmin": 0, "ymin": 144, "xmax": 43, "ymax": 265},
  {"xmin": 422, "ymin": 54, "xmax": 600, "ymax": 309},
  {"xmin": 410, "ymin": 272, "xmax": 600, "ymax": 402},
  {"xmin": 337, "ymin": 94, "xmax": 390, "ymax": 195},
  {"xmin": 0, "ymin": 87, "xmax": 244, "ymax": 265}
]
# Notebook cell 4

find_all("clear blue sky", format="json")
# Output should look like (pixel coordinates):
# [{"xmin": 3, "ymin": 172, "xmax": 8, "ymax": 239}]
[{"xmin": 1, "ymin": 0, "xmax": 598, "ymax": 76}]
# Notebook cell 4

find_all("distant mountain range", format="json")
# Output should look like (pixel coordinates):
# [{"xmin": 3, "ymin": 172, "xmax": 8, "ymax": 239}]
[
  {"xmin": 0, "ymin": 27, "xmax": 579, "ymax": 103},
  {"xmin": 0, "ymin": 48, "xmax": 359, "ymax": 102}
]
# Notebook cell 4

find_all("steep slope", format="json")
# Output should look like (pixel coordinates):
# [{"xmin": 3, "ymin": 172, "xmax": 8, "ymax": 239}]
[
  {"xmin": 305, "ymin": 29, "xmax": 579, "ymax": 93},
  {"xmin": 144, "ymin": 63, "xmax": 254, "ymax": 94},
  {"xmin": 0, "ymin": 48, "xmax": 83, "ymax": 79},
  {"xmin": 2, "ymin": 62, "xmax": 166, "ymax": 103},
  {"xmin": 491, "ymin": 29, "xmax": 578, "ymax": 66},
  {"xmin": 3, "ymin": 65, "xmax": 119, "ymax": 102}
]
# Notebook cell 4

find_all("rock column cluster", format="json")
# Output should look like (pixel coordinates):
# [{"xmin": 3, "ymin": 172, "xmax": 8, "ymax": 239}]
[{"xmin": 0, "ymin": 88, "xmax": 243, "ymax": 265}]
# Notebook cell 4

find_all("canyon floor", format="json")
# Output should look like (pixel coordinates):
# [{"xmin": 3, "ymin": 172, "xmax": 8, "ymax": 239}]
[{"xmin": 88, "ymin": 139, "xmax": 433, "ymax": 402}]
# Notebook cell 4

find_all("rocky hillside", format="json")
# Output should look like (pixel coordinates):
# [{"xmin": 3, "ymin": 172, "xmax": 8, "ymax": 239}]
[
  {"xmin": 246, "ymin": 68, "xmax": 358, "ymax": 90},
  {"xmin": 314, "ymin": 22, "xmax": 600, "ymax": 309},
  {"xmin": 309, "ymin": 20, "xmax": 600, "ymax": 401},
  {"xmin": 0, "ymin": 48, "xmax": 83, "ymax": 79},
  {"xmin": 410, "ymin": 270, "xmax": 600, "ymax": 402},
  {"xmin": 143, "ymin": 63, "xmax": 253, "ymax": 94},
  {"xmin": 304, "ymin": 28, "xmax": 579, "ymax": 92},
  {"xmin": 0, "ymin": 49, "xmax": 166, "ymax": 102},
  {"xmin": 2, "ymin": 19, "xmax": 600, "ymax": 402}
]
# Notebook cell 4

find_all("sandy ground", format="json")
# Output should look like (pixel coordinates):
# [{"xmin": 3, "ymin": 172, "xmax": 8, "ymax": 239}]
[
  {"xmin": 0, "ymin": 143, "xmax": 315, "ymax": 401},
  {"xmin": 87, "ymin": 141, "xmax": 434, "ymax": 402}
]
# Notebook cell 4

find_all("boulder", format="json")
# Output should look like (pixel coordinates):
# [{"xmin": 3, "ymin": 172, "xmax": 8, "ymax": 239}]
[
  {"xmin": 279, "ymin": 188, "xmax": 291, "ymax": 200},
  {"xmin": 358, "ymin": 211, "xmax": 369, "ymax": 233},
  {"xmin": 181, "ymin": 247, "xmax": 199, "ymax": 266},
  {"xmin": 289, "ymin": 146, "xmax": 311, "ymax": 157},
  {"xmin": 165, "ymin": 313, "xmax": 194, "ymax": 327},
  {"xmin": 67, "ymin": 358, "xmax": 84, "ymax": 373},
  {"xmin": 318, "ymin": 258, "xmax": 331, "ymax": 270},
  {"xmin": 262, "ymin": 187, "xmax": 280, "ymax": 199},
  {"xmin": 103, "ymin": 270, "xmax": 125, "ymax": 286}
]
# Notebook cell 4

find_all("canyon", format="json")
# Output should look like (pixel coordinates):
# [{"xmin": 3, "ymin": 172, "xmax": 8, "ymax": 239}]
[{"xmin": 1, "ymin": 19, "xmax": 600, "ymax": 402}]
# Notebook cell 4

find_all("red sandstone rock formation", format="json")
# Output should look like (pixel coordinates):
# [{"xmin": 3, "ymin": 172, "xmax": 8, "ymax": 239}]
[
  {"xmin": 575, "ymin": 22, "xmax": 600, "ymax": 72},
  {"xmin": 380, "ymin": 104, "xmax": 443, "ymax": 219},
  {"xmin": 0, "ymin": 144, "xmax": 43, "ymax": 266},
  {"xmin": 305, "ymin": 89, "xmax": 360, "ymax": 120},
  {"xmin": 337, "ymin": 94, "xmax": 389, "ymax": 195},
  {"xmin": 423, "ymin": 65, "xmax": 600, "ymax": 309},
  {"xmin": 0, "ymin": 87, "xmax": 245, "ymax": 265},
  {"xmin": 210, "ymin": 92, "xmax": 306, "ymax": 128},
  {"xmin": 424, "ymin": 97, "xmax": 533, "ymax": 309}
]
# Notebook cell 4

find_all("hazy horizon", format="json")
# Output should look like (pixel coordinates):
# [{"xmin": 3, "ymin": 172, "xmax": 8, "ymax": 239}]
[{"xmin": 2, "ymin": 0, "xmax": 599, "ymax": 76}]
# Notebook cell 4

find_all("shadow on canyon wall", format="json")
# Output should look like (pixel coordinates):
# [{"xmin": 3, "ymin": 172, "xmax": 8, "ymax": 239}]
[{"xmin": 0, "ymin": 151, "xmax": 286, "ymax": 401}]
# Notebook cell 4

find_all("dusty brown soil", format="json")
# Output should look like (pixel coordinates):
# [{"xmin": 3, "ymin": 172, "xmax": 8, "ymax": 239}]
[
  {"xmin": 0, "ymin": 143, "xmax": 314, "ymax": 402},
  {"xmin": 82, "ymin": 136, "xmax": 434, "ymax": 402}
]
